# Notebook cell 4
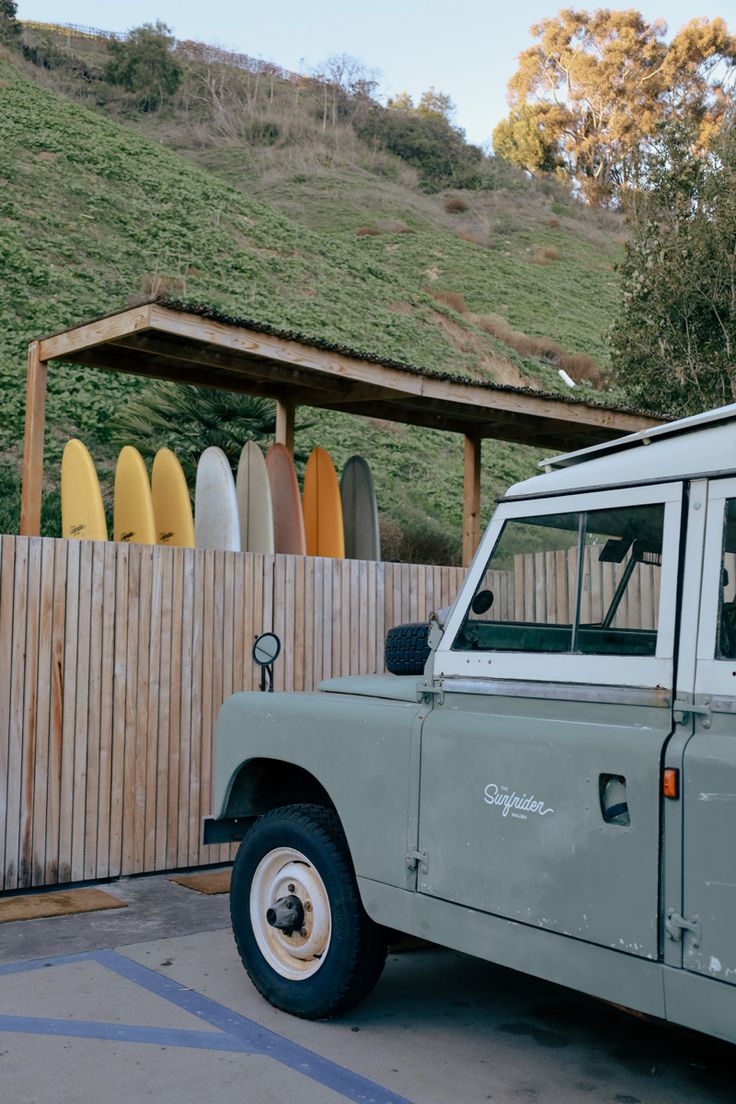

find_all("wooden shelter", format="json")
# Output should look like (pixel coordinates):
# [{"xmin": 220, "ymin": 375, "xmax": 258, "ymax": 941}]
[{"xmin": 21, "ymin": 300, "xmax": 663, "ymax": 564}]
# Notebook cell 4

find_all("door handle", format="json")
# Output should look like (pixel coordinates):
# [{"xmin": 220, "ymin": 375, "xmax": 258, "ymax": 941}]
[{"xmin": 600, "ymin": 774, "xmax": 630, "ymax": 825}]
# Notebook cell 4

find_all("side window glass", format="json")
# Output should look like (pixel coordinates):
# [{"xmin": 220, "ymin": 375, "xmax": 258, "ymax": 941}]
[
  {"xmin": 453, "ymin": 513, "xmax": 581, "ymax": 653},
  {"xmin": 577, "ymin": 504, "xmax": 663, "ymax": 657},
  {"xmin": 452, "ymin": 503, "xmax": 666, "ymax": 657},
  {"xmin": 717, "ymin": 499, "xmax": 736, "ymax": 659}
]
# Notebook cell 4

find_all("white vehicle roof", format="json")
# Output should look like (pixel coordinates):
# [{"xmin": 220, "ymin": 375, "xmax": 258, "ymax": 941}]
[{"xmin": 507, "ymin": 402, "xmax": 736, "ymax": 498}]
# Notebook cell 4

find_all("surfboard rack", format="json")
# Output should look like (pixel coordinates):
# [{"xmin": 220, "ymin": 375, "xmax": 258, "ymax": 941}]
[{"xmin": 253, "ymin": 632, "xmax": 281, "ymax": 692}]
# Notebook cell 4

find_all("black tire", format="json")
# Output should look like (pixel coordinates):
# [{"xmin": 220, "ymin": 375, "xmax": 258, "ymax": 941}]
[
  {"xmin": 385, "ymin": 621, "xmax": 431, "ymax": 675},
  {"xmin": 230, "ymin": 803, "xmax": 388, "ymax": 1019}
]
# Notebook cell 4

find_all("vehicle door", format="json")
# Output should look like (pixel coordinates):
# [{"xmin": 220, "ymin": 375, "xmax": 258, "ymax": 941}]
[
  {"xmin": 682, "ymin": 476, "xmax": 736, "ymax": 982},
  {"xmin": 417, "ymin": 483, "xmax": 682, "ymax": 959}
]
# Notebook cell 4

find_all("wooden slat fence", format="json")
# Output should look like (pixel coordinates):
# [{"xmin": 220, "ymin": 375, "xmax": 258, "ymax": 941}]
[{"xmin": 0, "ymin": 537, "xmax": 464, "ymax": 892}]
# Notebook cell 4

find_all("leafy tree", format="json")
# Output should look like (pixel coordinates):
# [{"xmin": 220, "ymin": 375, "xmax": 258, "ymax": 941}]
[
  {"xmin": 492, "ymin": 105, "xmax": 561, "ymax": 174},
  {"xmin": 386, "ymin": 90, "xmax": 414, "ymax": 111},
  {"xmin": 106, "ymin": 22, "xmax": 182, "ymax": 111},
  {"xmin": 499, "ymin": 9, "xmax": 736, "ymax": 204},
  {"xmin": 609, "ymin": 117, "xmax": 736, "ymax": 414},
  {"xmin": 416, "ymin": 87, "xmax": 455, "ymax": 121},
  {"xmin": 0, "ymin": 0, "xmax": 21, "ymax": 46}
]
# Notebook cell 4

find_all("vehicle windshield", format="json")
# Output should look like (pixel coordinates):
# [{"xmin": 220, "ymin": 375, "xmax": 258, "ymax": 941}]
[{"xmin": 453, "ymin": 502, "xmax": 664, "ymax": 657}]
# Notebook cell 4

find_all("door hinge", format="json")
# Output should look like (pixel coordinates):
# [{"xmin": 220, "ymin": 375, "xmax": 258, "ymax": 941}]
[
  {"xmin": 406, "ymin": 848, "xmax": 428, "ymax": 874},
  {"xmin": 417, "ymin": 680, "xmax": 444, "ymax": 705},
  {"xmin": 665, "ymin": 908, "xmax": 701, "ymax": 947},
  {"xmin": 673, "ymin": 698, "xmax": 711, "ymax": 728}
]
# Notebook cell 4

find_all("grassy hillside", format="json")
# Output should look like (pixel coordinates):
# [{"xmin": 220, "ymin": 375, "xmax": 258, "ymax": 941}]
[{"xmin": 0, "ymin": 44, "xmax": 626, "ymax": 556}]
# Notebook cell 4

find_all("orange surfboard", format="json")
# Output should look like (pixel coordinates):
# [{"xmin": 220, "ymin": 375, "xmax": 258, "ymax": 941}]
[
  {"xmin": 302, "ymin": 447, "xmax": 345, "ymax": 558},
  {"xmin": 266, "ymin": 443, "xmax": 306, "ymax": 555}
]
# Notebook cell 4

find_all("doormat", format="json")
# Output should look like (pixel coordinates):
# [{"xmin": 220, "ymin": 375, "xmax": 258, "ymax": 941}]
[
  {"xmin": 0, "ymin": 887, "xmax": 127, "ymax": 924},
  {"xmin": 169, "ymin": 869, "xmax": 231, "ymax": 895}
]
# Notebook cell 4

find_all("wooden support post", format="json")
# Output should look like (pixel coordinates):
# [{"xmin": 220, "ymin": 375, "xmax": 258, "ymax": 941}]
[
  {"xmin": 20, "ymin": 341, "xmax": 48, "ymax": 537},
  {"xmin": 275, "ymin": 398, "xmax": 295, "ymax": 456},
  {"xmin": 462, "ymin": 433, "xmax": 481, "ymax": 568}
]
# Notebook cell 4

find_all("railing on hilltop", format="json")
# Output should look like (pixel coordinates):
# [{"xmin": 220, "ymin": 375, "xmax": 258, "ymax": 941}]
[{"xmin": 21, "ymin": 21, "xmax": 302, "ymax": 82}]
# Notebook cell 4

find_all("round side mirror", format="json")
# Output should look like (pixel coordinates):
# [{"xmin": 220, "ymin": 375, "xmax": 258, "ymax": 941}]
[
  {"xmin": 253, "ymin": 632, "xmax": 281, "ymax": 666},
  {"xmin": 471, "ymin": 589, "xmax": 494, "ymax": 616}
]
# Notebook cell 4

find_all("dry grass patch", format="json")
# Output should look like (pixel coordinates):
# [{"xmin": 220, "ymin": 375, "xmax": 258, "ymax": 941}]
[
  {"xmin": 557, "ymin": 352, "xmax": 607, "ymax": 386},
  {"xmin": 355, "ymin": 225, "xmax": 381, "ymax": 236},
  {"xmin": 381, "ymin": 219, "xmax": 414, "ymax": 234},
  {"xmin": 456, "ymin": 229, "xmax": 493, "ymax": 249},
  {"xmin": 530, "ymin": 245, "xmax": 560, "ymax": 265},
  {"xmin": 426, "ymin": 287, "xmax": 468, "ymax": 314},
  {"xmin": 444, "ymin": 196, "xmax": 469, "ymax": 213},
  {"xmin": 546, "ymin": 216, "xmax": 561, "ymax": 229},
  {"xmin": 475, "ymin": 313, "xmax": 562, "ymax": 361}
]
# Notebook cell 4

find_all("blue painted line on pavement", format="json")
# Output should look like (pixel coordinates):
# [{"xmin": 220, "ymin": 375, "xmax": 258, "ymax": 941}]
[
  {"xmin": 0, "ymin": 949, "xmax": 415, "ymax": 1104},
  {"xmin": 0, "ymin": 1014, "xmax": 243, "ymax": 1052},
  {"xmin": 0, "ymin": 950, "xmax": 98, "ymax": 977}
]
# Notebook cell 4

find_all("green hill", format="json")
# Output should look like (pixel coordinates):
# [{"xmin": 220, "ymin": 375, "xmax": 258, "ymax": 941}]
[{"xmin": 0, "ymin": 44, "xmax": 625, "ymax": 557}]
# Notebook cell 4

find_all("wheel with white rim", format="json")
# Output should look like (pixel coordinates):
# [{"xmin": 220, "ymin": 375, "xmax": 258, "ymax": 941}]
[
  {"xmin": 230, "ymin": 803, "xmax": 388, "ymax": 1019},
  {"xmin": 249, "ymin": 846, "xmax": 332, "ymax": 981}
]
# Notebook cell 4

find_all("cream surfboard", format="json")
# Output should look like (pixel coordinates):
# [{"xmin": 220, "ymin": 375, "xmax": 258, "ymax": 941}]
[
  {"xmin": 302, "ymin": 447, "xmax": 345, "ymax": 558},
  {"xmin": 236, "ymin": 442, "xmax": 274, "ymax": 553},
  {"xmin": 265, "ymin": 443, "xmax": 306, "ymax": 556},
  {"xmin": 195, "ymin": 446, "xmax": 241, "ymax": 551},
  {"xmin": 340, "ymin": 455, "xmax": 380, "ymax": 561},
  {"xmin": 114, "ymin": 446, "xmax": 156, "ymax": 544},
  {"xmin": 61, "ymin": 439, "xmax": 108, "ymax": 541},
  {"xmin": 152, "ymin": 448, "xmax": 195, "ymax": 548}
]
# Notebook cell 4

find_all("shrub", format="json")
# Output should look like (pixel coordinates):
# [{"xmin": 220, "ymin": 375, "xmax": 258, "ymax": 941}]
[
  {"xmin": 106, "ymin": 22, "xmax": 182, "ymax": 111},
  {"xmin": 0, "ymin": 0, "xmax": 20, "ymax": 46},
  {"xmin": 356, "ymin": 105, "xmax": 482, "ymax": 191},
  {"xmin": 444, "ymin": 196, "xmax": 469, "ymax": 213},
  {"xmin": 546, "ymin": 216, "xmax": 561, "ymax": 229},
  {"xmin": 380, "ymin": 514, "xmax": 460, "ymax": 566}
]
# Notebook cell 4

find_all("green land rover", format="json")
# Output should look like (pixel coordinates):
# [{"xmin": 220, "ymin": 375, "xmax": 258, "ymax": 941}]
[{"xmin": 203, "ymin": 403, "xmax": 736, "ymax": 1043}]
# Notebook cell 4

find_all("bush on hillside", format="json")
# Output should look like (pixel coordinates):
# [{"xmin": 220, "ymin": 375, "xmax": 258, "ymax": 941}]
[
  {"xmin": 356, "ymin": 106, "xmax": 482, "ymax": 191},
  {"xmin": 106, "ymin": 22, "xmax": 182, "ymax": 111},
  {"xmin": 380, "ymin": 513, "xmax": 460, "ymax": 567},
  {"xmin": 0, "ymin": 0, "xmax": 20, "ymax": 46},
  {"xmin": 610, "ymin": 117, "xmax": 736, "ymax": 414}
]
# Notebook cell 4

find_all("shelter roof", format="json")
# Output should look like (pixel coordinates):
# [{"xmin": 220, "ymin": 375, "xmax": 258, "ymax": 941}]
[{"xmin": 37, "ymin": 298, "xmax": 664, "ymax": 453}]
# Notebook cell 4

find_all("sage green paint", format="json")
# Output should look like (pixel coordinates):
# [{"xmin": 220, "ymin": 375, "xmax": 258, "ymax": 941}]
[
  {"xmin": 212, "ymin": 688, "xmax": 423, "ymax": 889},
  {"xmin": 209, "ymin": 404, "xmax": 736, "ymax": 1045}
]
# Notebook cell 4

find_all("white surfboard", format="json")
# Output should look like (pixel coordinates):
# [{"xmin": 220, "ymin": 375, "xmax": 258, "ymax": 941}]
[
  {"xmin": 236, "ymin": 442, "xmax": 275, "ymax": 554},
  {"xmin": 194, "ymin": 447, "xmax": 241, "ymax": 552}
]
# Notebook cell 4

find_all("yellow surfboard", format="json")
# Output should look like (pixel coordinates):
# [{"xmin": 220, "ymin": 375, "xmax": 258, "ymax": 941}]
[
  {"xmin": 152, "ymin": 448, "xmax": 194, "ymax": 548},
  {"xmin": 302, "ymin": 447, "xmax": 345, "ymax": 558},
  {"xmin": 61, "ymin": 439, "xmax": 108, "ymax": 541},
  {"xmin": 114, "ymin": 446, "xmax": 156, "ymax": 545}
]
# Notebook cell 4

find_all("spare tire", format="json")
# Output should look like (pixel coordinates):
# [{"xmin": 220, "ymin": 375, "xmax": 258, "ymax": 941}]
[{"xmin": 385, "ymin": 621, "xmax": 431, "ymax": 676}]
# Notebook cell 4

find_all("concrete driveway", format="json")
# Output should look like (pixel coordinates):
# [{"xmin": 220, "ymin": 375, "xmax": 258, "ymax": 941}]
[{"xmin": 0, "ymin": 872, "xmax": 732, "ymax": 1104}]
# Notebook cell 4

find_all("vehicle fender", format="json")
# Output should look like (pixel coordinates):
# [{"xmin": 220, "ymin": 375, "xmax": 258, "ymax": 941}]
[{"xmin": 212, "ymin": 689, "xmax": 423, "ymax": 890}]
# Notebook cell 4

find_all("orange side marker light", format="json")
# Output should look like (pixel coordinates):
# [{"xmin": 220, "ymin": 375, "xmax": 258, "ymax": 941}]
[{"xmin": 664, "ymin": 768, "xmax": 679, "ymax": 799}]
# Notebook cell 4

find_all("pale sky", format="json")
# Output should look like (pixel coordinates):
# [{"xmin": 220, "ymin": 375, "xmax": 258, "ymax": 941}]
[{"xmin": 17, "ymin": 1, "xmax": 733, "ymax": 144}]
